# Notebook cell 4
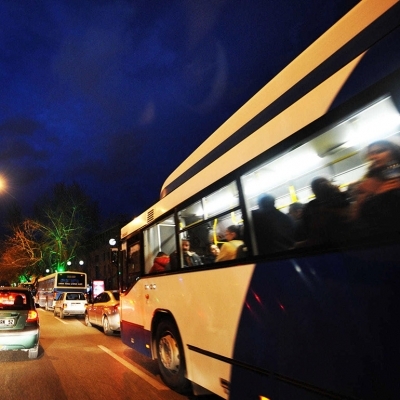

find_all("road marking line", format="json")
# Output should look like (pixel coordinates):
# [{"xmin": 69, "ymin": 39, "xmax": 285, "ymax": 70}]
[
  {"xmin": 54, "ymin": 317, "xmax": 69, "ymax": 324},
  {"xmin": 37, "ymin": 309, "xmax": 69, "ymax": 324},
  {"xmin": 98, "ymin": 345, "xmax": 168, "ymax": 391}
]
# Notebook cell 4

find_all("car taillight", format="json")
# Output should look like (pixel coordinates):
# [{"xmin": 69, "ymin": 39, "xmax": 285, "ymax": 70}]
[
  {"xmin": 114, "ymin": 303, "xmax": 120, "ymax": 312},
  {"xmin": 63, "ymin": 303, "xmax": 67, "ymax": 309},
  {"xmin": 27, "ymin": 310, "xmax": 38, "ymax": 322}
]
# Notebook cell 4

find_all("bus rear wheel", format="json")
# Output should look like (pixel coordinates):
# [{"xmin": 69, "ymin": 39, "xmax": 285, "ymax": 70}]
[{"xmin": 155, "ymin": 319, "xmax": 191, "ymax": 394}]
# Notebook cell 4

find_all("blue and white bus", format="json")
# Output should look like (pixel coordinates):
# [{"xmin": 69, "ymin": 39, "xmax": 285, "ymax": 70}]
[
  {"xmin": 120, "ymin": 1, "xmax": 400, "ymax": 398},
  {"xmin": 35, "ymin": 271, "xmax": 87, "ymax": 310}
]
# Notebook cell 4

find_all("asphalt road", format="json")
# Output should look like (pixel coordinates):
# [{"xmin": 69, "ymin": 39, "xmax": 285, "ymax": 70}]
[{"xmin": 0, "ymin": 308, "xmax": 221, "ymax": 400}]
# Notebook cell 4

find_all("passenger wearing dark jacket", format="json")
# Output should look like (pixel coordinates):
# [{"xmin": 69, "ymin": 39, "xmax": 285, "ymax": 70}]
[
  {"xmin": 301, "ymin": 177, "xmax": 351, "ymax": 247},
  {"xmin": 252, "ymin": 194, "xmax": 295, "ymax": 255},
  {"xmin": 353, "ymin": 140, "xmax": 400, "ymax": 237}
]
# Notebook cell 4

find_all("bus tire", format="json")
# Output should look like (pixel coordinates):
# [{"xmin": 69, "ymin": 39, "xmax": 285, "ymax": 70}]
[{"xmin": 155, "ymin": 319, "xmax": 191, "ymax": 394}]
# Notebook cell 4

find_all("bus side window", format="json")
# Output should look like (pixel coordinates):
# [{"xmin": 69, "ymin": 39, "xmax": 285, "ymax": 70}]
[
  {"xmin": 179, "ymin": 222, "xmax": 211, "ymax": 265},
  {"xmin": 127, "ymin": 241, "xmax": 141, "ymax": 284},
  {"xmin": 143, "ymin": 214, "xmax": 176, "ymax": 274},
  {"xmin": 213, "ymin": 212, "xmax": 245, "ymax": 262}
]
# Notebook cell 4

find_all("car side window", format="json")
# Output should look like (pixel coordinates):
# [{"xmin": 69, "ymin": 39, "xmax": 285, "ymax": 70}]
[{"xmin": 95, "ymin": 293, "xmax": 104, "ymax": 303}]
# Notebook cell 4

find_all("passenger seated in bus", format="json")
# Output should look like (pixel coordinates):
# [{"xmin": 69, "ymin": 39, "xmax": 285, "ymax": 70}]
[
  {"xmin": 181, "ymin": 239, "xmax": 203, "ymax": 267},
  {"xmin": 216, "ymin": 225, "xmax": 244, "ymax": 261},
  {"xmin": 353, "ymin": 140, "xmax": 400, "ymax": 236},
  {"xmin": 170, "ymin": 239, "xmax": 203, "ymax": 268},
  {"xmin": 149, "ymin": 252, "xmax": 170, "ymax": 273},
  {"xmin": 203, "ymin": 243, "xmax": 220, "ymax": 264},
  {"xmin": 288, "ymin": 202, "xmax": 306, "ymax": 242},
  {"xmin": 300, "ymin": 177, "xmax": 351, "ymax": 247},
  {"xmin": 252, "ymin": 194, "xmax": 294, "ymax": 254}
]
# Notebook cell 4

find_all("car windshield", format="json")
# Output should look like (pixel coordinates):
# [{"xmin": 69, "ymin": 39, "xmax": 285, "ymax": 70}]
[{"xmin": 0, "ymin": 291, "xmax": 30, "ymax": 310}]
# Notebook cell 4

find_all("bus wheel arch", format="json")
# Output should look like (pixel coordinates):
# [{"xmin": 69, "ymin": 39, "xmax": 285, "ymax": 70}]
[{"xmin": 153, "ymin": 313, "xmax": 191, "ymax": 394}]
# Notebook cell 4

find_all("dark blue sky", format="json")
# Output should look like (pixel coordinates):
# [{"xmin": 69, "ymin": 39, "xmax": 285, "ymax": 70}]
[{"xmin": 0, "ymin": 0, "xmax": 358, "ymax": 223}]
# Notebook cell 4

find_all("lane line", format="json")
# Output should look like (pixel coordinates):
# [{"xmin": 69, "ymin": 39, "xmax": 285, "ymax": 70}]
[
  {"xmin": 98, "ymin": 345, "xmax": 168, "ymax": 391},
  {"xmin": 54, "ymin": 317, "xmax": 69, "ymax": 324},
  {"xmin": 38, "ymin": 309, "xmax": 69, "ymax": 324}
]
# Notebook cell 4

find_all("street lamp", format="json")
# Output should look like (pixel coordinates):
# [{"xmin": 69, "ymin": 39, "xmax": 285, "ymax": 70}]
[{"xmin": 66, "ymin": 260, "xmax": 84, "ymax": 269}]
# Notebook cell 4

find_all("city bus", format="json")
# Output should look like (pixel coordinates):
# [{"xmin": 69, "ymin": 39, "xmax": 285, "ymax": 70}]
[
  {"xmin": 119, "ymin": 1, "xmax": 400, "ymax": 399},
  {"xmin": 35, "ymin": 271, "xmax": 87, "ymax": 310}
]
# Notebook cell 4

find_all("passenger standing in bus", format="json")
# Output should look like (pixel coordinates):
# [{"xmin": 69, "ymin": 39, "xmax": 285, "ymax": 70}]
[
  {"xmin": 301, "ymin": 177, "xmax": 351, "ymax": 247},
  {"xmin": 252, "ymin": 194, "xmax": 295, "ymax": 254},
  {"xmin": 353, "ymin": 140, "xmax": 400, "ymax": 236},
  {"xmin": 216, "ymin": 225, "xmax": 244, "ymax": 261}
]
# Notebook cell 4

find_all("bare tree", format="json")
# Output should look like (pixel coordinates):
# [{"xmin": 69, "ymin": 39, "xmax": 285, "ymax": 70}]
[{"xmin": 0, "ymin": 220, "xmax": 44, "ymax": 283}]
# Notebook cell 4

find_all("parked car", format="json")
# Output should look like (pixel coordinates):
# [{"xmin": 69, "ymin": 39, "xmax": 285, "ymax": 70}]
[
  {"xmin": 0, "ymin": 287, "xmax": 40, "ymax": 359},
  {"xmin": 53, "ymin": 292, "xmax": 87, "ymax": 319},
  {"xmin": 85, "ymin": 290, "xmax": 120, "ymax": 335}
]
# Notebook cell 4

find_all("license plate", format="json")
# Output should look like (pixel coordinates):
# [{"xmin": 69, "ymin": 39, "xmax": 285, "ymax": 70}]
[{"xmin": 0, "ymin": 319, "xmax": 14, "ymax": 325}]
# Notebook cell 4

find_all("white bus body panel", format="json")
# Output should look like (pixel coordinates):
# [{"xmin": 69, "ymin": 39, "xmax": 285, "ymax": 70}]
[{"xmin": 121, "ymin": 264, "xmax": 255, "ymax": 398}]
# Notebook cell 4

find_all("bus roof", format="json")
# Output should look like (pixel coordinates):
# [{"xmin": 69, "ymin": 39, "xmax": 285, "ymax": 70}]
[
  {"xmin": 121, "ymin": 0, "xmax": 399, "ymax": 240},
  {"xmin": 160, "ymin": 0, "xmax": 397, "ymax": 199}
]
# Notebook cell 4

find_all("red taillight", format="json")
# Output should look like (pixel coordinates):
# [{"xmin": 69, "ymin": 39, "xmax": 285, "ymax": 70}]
[
  {"xmin": 26, "ymin": 310, "xmax": 38, "ymax": 322},
  {"xmin": 114, "ymin": 303, "xmax": 120, "ymax": 312}
]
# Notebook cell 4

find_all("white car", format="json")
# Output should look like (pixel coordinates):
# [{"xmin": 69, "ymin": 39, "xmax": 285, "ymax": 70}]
[{"xmin": 53, "ymin": 292, "xmax": 87, "ymax": 319}]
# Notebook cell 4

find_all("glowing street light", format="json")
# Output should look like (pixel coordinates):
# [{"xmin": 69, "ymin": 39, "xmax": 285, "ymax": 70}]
[
  {"xmin": 0, "ymin": 176, "xmax": 6, "ymax": 192},
  {"xmin": 66, "ymin": 260, "xmax": 84, "ymax": 269}
]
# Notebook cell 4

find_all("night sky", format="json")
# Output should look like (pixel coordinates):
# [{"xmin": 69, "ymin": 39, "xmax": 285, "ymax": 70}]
[{"xmin": 0, "ymin": 0, "xmax": 359, "ymax": 224}]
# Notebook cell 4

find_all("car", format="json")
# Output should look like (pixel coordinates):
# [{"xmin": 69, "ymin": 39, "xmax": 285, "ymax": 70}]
[
  {"xmin": 0, "ymin": 287, "xmax": 40, "ymax": 359},
  {"xmin": 85, "ymin": 290, "xmax": 120, "ymax": 335},
  {"xmin": 53, "ymin": 292, "xmax": 87, "ymax": 319}
]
